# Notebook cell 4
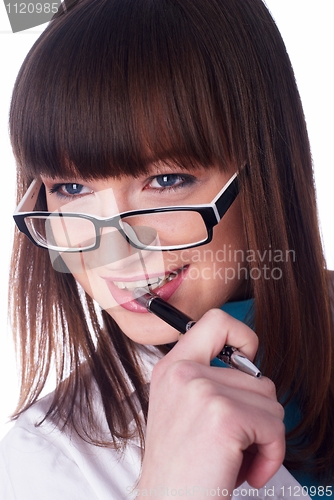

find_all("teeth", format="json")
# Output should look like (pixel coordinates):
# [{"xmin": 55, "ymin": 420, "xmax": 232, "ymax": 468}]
[
  {"xmin": 114, "ymin": 281, "xmax": 126, "ymax": 289},
  {"xmin": 167, "ymin": 271, "xmax": 178, "ymax": 282},
  {"xmin": 113, "ymin": 269, "xmax": 182, "ymax": 291},
  {"xmin": 113, "ymin": 279, "xmax": 151, "ymax": 291},
  {"xmin": 148, "ymin": 278, "xmax": 164, "ymax": 290}
]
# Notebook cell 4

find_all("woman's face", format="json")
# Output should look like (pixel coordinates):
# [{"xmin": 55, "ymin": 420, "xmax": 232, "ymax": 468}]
[{"xmin": 42, "ymin": 164, "xmax": 248, "ymax": 345}]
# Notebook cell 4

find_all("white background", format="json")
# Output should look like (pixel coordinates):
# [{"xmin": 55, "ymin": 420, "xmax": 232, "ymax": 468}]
[{"xmin": 0, "ymin": 1, "xmax": 333, "ymax": 439}]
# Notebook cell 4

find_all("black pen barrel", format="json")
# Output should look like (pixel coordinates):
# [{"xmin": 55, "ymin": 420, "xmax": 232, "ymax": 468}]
[{"xmin": 149, "ymin": 296, "xmax": 193, "ymax": 333}]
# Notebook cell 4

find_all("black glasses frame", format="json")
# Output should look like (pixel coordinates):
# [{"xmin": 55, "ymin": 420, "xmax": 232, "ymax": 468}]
[{"xmin": 13, "ymin": 173, "xmax": 239, "ymax": 252}]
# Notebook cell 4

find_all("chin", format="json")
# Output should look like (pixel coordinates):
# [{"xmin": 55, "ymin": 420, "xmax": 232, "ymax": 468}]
[{"xmin": 105, "ymin": 307, "xmax": 180, "ymax": 346}]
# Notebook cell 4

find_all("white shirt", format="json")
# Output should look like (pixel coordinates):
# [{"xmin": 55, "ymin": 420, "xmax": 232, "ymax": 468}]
[{"xmin": 0, "ymin": 348, "xmax": 310, "ymax": 499}]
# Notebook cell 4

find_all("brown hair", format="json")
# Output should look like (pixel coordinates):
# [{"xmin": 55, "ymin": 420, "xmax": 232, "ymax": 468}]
[{"xmin": 9, "ymin": 0, "xmax": 334, "ymax": 479}]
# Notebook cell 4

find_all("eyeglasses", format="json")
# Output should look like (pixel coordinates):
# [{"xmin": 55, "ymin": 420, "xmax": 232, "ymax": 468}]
[{"xmin": 13, "ymin": 173, "xmax": 239, "ymax": 252}]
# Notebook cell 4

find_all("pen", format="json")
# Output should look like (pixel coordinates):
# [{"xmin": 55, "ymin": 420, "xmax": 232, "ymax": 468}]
[{"xmin": 133, "ymin": 288, "xmax": 261, "ymax": 378}]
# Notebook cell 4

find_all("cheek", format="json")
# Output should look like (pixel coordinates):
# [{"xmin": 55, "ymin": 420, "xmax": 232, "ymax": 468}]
[
  {"xmin": 182, "ymin": 201, "xmax": 248, "ymax": 303},
  {"xmin": 210, "ymin": 203, "xmax": 248, "ymax": 279},
  {"xmin": 210, "ymin": 222, "xmax": 247, "ymax": 267},
  {"xmin": 186, "ymin": 198, "xmax": 247, "ymax": 268},
  {"xmin": 72, "ymin": 270, "xmax": 119, "ymax": 312}
]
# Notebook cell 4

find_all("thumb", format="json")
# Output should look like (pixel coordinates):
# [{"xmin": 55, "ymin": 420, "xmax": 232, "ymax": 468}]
[{"xmin": 166, "ymin": 308, "xmax": 259, "ymax": 366}]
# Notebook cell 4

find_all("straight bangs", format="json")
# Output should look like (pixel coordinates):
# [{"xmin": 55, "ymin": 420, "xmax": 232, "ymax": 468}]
[{"xmin": 8, "ymin": 0, "xmax": 252, "ymax": 183}]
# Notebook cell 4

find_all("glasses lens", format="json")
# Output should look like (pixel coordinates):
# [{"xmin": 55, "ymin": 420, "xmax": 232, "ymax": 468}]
[
  {"xmin": 24, "ymin": 210, "xmax": 208, "ymax": 251},
  {"xmin": 120, "ymin": 210, "xmax": 208, "ymax": 249},
  {"xmin": 25, "ymin": 215, "xmax": 97, "ymax": 251}
]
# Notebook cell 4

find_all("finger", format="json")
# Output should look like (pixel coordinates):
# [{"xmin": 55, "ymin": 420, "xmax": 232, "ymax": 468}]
[
  {"xmin": 236, "ymin": 412, "xmax": 286, "ymax": 489},
  {"xmin": 227, "ymin": 416, "xmax": 285, "ymax": 489},
  {"xmin": 200, "ymin": 387, "xmax": 285, "ymax": 488},
  {"xmin": 162, "ymin": 360, "xmax": 278, "ymax": 402},
  {"xmin": 245, "ymin": 433, "xmax": 286, "ymax": 488},
  {"xmin": 207, "ymin": 370, "xmax": 279, "ymax": 401},
  {"xmin": 165, "ymin": 308, "xmax": 259, "ymax": 366},
  {"xmin": 204, "ymin": 378, "xmax": 285, "ymax": 418}
]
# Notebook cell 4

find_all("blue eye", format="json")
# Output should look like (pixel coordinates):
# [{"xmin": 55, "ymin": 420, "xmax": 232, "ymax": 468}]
[
  {"xmin": 149, "ymin": 174, "xmax": 196, "ymax": 190},
  {"xmin": 49, "ymin": 183, "xmax": 92, "ymax": 199},
  {"xmin": 156, "ymin": 175, "xmax": 181, "ymax": 187},
  {"xmin": 63, "ymin": 183, "xmax": 84, "ymax": 195}
]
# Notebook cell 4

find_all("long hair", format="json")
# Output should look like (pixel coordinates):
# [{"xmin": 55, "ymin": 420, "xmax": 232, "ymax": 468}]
[{"xmin": 9, "ymin": 0, "xmax": 334, "ymax": 479}]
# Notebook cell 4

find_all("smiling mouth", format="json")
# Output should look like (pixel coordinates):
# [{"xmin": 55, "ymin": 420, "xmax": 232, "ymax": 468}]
[{"xmin": 112, "ymin": 266, "xmax": 187, "ymax": 292}]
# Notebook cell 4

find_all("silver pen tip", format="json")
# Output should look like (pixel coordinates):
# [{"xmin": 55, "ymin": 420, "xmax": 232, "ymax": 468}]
[
  {"xmin": 232, "ymin": 354, "xmax": 262, "ymax": 378},
  {"xmin": 133, "ymin": 287, "xmax": 151, "ymax": 299},
  {"xmin": 133, "ymin": 286, "xmax": 155, "ymax": 307},
  {"xmin": 132, "ymin": 287, "xmax": 152, "ymax": 300}
]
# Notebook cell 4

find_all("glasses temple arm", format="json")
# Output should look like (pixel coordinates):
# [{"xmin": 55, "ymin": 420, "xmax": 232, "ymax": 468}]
[
  {"xmin": 213, "ymin": 173, "xmax": 239, "ymax": 220},
  {"xmin": 14, "ymin": 178, "xmax": 43, "ymax": 214}
]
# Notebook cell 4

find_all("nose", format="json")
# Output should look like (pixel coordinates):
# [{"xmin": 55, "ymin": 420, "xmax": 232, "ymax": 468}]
[
  {"xmin": 49, "ymin": 224, "xmax": 160, "ymax": 274},
  {"xmin": 49, "ymin": 229, "xmax": 142, "ymax": 273},
  {"xmin": 97, "ymin": 227, "xmax": 144, "ymax": 267}
]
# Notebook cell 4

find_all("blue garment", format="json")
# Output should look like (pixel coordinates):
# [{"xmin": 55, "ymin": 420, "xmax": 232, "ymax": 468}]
[
  {"xmin": 220, "ymin": 297, "xmax": 255, "ymax": 323},
  {"xmin": 218, "ymin": 299, "xmax": 333, "ymax": 499},
  {"xmin": 209, "ymin": 298, "xmax": 254, "ymax": 368}
]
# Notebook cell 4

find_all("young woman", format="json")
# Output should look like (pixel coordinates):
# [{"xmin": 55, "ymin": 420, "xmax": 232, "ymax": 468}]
[{"xmin": 1, "ymin": 0, "xmax": 333, "ymax": 498}]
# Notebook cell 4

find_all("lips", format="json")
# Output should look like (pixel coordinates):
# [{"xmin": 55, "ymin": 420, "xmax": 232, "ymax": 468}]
[{"xmin": 102, "ymin": 265, "xmax": 189, "ymax": 312}]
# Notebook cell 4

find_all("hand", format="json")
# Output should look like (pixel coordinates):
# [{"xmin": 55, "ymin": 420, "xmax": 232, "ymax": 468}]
[{"xmin": 137, "ymin": 309, "xmax": 285, "ymax": 497}]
